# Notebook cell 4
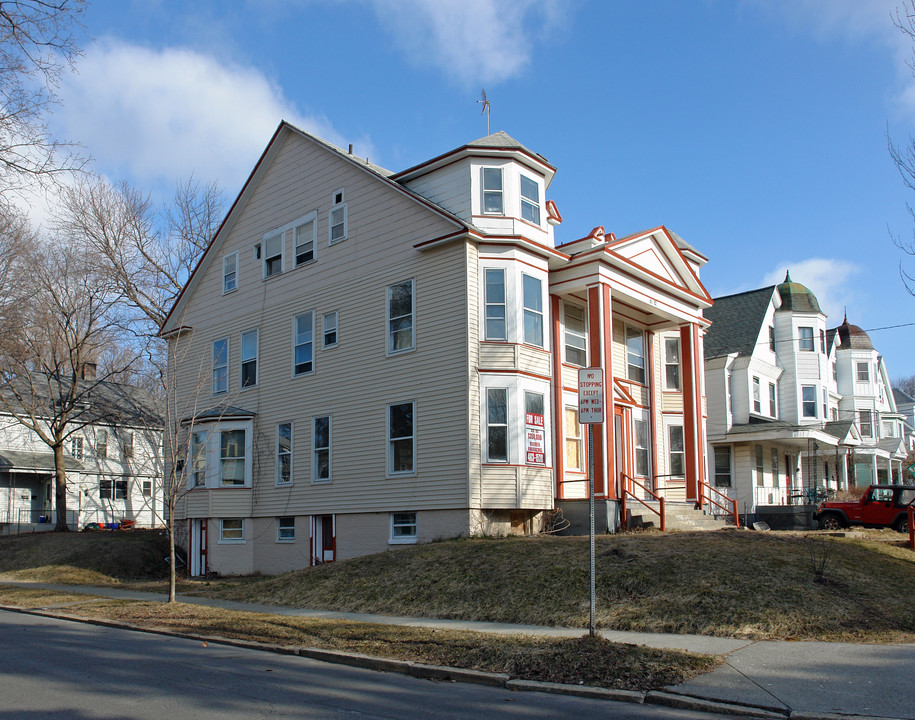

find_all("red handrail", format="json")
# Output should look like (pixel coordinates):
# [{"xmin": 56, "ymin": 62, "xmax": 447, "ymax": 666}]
[
  {"xmin": 698, "ymin": 479, "xmax": 740, "ymax": 528},
  {"xmin": 620, "ymin": 473, "xmax": 665, "ymax": 532}
]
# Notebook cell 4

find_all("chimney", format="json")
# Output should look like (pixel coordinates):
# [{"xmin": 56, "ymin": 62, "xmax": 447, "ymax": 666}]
[{"xmin": 81, "ymin": 362, "xmax": 97, "ymax": 381}]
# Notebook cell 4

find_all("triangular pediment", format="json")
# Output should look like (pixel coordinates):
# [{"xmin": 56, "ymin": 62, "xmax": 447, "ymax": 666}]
[{"xmin": 608, "ymin": 227, "xmax": 711, "ymax": 304}]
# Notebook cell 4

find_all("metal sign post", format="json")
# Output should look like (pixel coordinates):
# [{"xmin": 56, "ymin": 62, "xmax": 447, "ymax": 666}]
[{"xmin": 578, "ymin": 368, "xmax": 605, "ymax": 638}]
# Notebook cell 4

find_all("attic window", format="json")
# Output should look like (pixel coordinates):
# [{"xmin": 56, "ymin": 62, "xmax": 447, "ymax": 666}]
[
  {"xmin": 329, "ymin": 189, "xmax": 347, "ymax": 244},
  {"xmin": 482, "ymin": 167, "xmax": 503, "ymax": 214},
  {"xmin": 263, "ymin": 232, "xmax": 283, "ymax": 278},
  {"xmin": 520, "ymin": 175, "xmax": 540, "ymax": 225}
]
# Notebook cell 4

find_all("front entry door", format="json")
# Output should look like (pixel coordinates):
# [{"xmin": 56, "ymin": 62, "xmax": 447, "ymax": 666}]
[{"xmin": 613, "ymin": 406, "xmax": 630, "ymax": 499}]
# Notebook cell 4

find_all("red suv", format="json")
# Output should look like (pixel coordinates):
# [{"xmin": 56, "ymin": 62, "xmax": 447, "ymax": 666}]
[{"xmin": 817, "ymin": 485, "xmax": 915, "ymax": 532}]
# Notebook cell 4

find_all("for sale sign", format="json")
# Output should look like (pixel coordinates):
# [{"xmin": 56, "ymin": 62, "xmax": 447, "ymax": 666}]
[
  {"xmin": 525, "ymin": 427, "xmax": 545, "ymax": 464},
  {"xmin": 578, "ymin": 368, "xmax": 605, "ymax": 424}
]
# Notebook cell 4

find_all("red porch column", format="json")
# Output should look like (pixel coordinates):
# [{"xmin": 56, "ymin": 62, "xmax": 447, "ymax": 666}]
[
  {"xmin": 680, "ymin": 323, "xmax": 704, "ymax": 502},
  {"xmin": 550, "ymin": 295, "xmax": 565, "ymax": 499},
  {"xmin": 587, "ymin": 283, "xmax": 614, "ymax": 499}
]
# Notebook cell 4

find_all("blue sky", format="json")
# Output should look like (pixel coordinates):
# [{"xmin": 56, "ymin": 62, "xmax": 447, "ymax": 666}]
[{"xmin": 46, "ymin": 0, "xmax": 915, "ymax": 376}]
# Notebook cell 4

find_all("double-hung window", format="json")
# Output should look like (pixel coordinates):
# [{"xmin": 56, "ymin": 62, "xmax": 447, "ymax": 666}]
[
  {"xmin": 220, "ymin": 429, "xmax": 246, "ymax": 485},
  {"xmin": 484, "ymin": 268, "xmax": 506, "ymax": 340},
  {"xmin": 391, "ymin": 512, "xmax": 417, "ymax": 543},
  {"xmin": 191, "ymin": 431, "xmax": 207, "ymax": 486},
  {"xmin": 223, "ymin": 252, "xmax": 238, "ymax": 293},
  {"xmin": 329, "ymin": 189, "xmax": 347, "ymax": 244},
  {"xmin": 771, "ymin": 449, "xmax": 780, "ymax": 487},
  {"xmin": 323, "ymin": 311, "xmax": 338, "ymax": 348},
  {"xmin": 522, "ymin": 274, "xmax": 543, "ymax": 347},
  {"xmin": 858, "ymin": 410, "xmax": 873, "ymax": 437},
  {"xmin": 799, "ymin": 326, "xmax": 814, "ymax": 351},
  {"xmin": 295, "ymin": 214, "xmax": 316, "ymax": 265},
  {"xmin": 486, "ymin": 389, "xmax": 508, "ymax": 462},
  {"xmin": 241, "ymin": 329, "xmax": 258, "ymax": 387},
  {"xmin": 71, "ymin": 437, "xmax": 83, "ymax": 460},
  {"xmin": 524, "ymin": 391, "xmax": 545, "ymax": 465},
  {"xmin": 313, "ymin": 416, "xmax": 330, "ymax": 482},
  {"xmin": 564, "ymin": 304, "xmax": 587, "ymax": 366},
  {"xmin": 768, "ymin": 326, "xmax": 775, "ymax": 352},
  {"xmin": 482, "ymin": 167, "xmax": 503, "ymax": 213},
  {"xmin": 769, "ymin": 383, "xmax": 777, "ymax": 417},
  {"xmin": 213, "ymin": 338, "xmax": 228, "ymax": 394},
  {"xmin": 387, "ymin": 280, "xmax": 414, "ymax": 353},
  {"xmin": 96, "ymin": 429, "xmax": 107, "ymax": 459},
  {"xmin": 220, "ymin": 518, "xmax": 244, "ymax": 542},
  {"xmin": 801, "ymin": 385, "xmax": 817, "ymax": 418},
  {"xmin": 100, "ymin": 478, "xmax": 127, "ymax": 500},
  {"xmin": 752, "ymin": 376, "xmax": 761, "ymax": 413},
  {"xmin": 121, "ymin": 432, "xmax": 134, "ymax": 459},
  {"xmin": 664, "ymin": 337, "xmax": 680, "ymax": 390},
  {"xmin": 520, "ymin": 175, "xmax": 540, "ymax": 224},
  {"xmin": 856, "ymin": 362, "xmax": 869, "ymax": 382},
  {"xmin": 263, "ymin": 231, "xmax": 283, "ymax": 278},
  {"xmin": 668, "ymin": 425, "xmax": 684, "ymax": 477},
  {"xmin": 634, "ymin": 419, "xmax": 649, "ymax": 477},
  {"xmin": 564, "ymin": 407, "xmax": 582, "ymax": 471},
  {"xmin": 276, "ymin": 423, "xmax": 292, "ymax": 485},
  {"xmin": 294, "ymin": 311, "xmax": 314, "ymax": 375},
  {"xmin": 714, "ymin": 446, "xmax": 731, "ymax": 488},
  {"xmin": 388, "ymin": 402, "xmax": 415, "ymax": 474},
  {"xmin": 755, "ymin": 445, "xmax": 765, "ymax": 486},
  {"xmin": 626, "ymin": 327, "xmax": 645, "ymax": 384},
  {"xmin": 277, "ymin": 517, "xmax": 295, "ymax": 542}
]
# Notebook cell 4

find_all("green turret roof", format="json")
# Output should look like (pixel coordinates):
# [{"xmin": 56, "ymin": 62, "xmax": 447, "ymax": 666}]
[{"xmin": 776, "ymin": 271, "xmax": 821, "ymax": 314}]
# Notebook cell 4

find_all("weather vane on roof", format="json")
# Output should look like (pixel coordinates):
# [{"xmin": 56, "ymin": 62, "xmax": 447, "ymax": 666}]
[{"xmin": 477, "ymin": 89, "xmax": 490, "ymax": 135}]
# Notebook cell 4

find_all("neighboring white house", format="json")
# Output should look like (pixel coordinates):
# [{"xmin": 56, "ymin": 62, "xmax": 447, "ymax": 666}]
[
  {"xmin": 704, "ymin": 274, "xmax": 908, "ymax": 524},
  {"xmin": 0, "ymin": 376, "xmax": 163, "ymax": 532},
  {"xmin": 161, "ymin": 123, "xmax": 719, "ymax": 576}
]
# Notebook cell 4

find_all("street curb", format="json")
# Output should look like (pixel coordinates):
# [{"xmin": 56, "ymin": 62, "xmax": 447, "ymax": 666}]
[
  {"xmin": 647, "ymin": 690, "xmax": 787, "ymax": 718},
  {"xmin": 1, "ymin": 603, "xmax": 895, "ymax": 720},
  {"xmin": 505, "ymin": 679, "xmax": 644, "ymax": 703}
]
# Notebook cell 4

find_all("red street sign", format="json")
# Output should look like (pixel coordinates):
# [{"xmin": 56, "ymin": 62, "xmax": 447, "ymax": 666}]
[{"xmin": 578, "ymin": 368, "xmax": 604, "ymax": 424}]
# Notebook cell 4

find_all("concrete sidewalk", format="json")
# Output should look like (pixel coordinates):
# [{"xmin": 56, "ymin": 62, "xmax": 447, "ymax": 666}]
[{"xmin": 4, "ymin": 581, "xmax": 913, "ymax": 719}]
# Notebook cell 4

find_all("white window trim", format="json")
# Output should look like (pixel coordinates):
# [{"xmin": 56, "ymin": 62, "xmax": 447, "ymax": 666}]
[
  {"xmin": 798, "ymin": 326, "xmax": 815, "ymax": 352},
  {"xmin": 519, "ymin": 174, "xmax": 541, "ymax": 226},
  {"xmin": 276, "ymin": 422, "xmax": 293, "ymax": 487},
  {"xmin": 187, "ymin": 420, "xmax": 254, "ymax": 489},
  {"xmin": 276, "ymin": 517, "xmax": 295, "ymax": 543},
  {"xmin": 219, "ymin": 518, "xmax": 245, "ymax": 544},
  {"xmin": 293, "ymin": 311, "xmax": 315, "ymax": 377},
  {"xmin": 387, "ymin": 400, "xmax": 416, "ymax": 477},
  {"xmin": 329, "ymin": 188, "xmax": 347, "ymax": 245},
  {"xmin": 261, "ymin": 229, "xmax": 285, "ymax": 279},
  {"xmin": 563, "ymin": 302, "xmax": 587, "ymax": 367},
  {"xmin": 801, "ymin": 385, "xmax": 817, "ymax": 418},
  {"xmin": 294, "ymin": 211, "xmax": 318, "ymax": 266},
  {"xmin": 223, "ymin": 251, "xmax": 239, "ymax": 294},
  {"xmin": 390, "ymin": 511, "xmax": 417, "ymax": 544},
  {"xmin": 480, "ymin": 375, "xmax": 552, "ymax": 468},
  {"xmin": 386, "ymin": 279, "xmax": 415, "ymax": 355},
  {"xmin": 322, "ymin": 311, "xmax": 338, "ymax": 349},
  {"xmin": 240, "ymin": 328, "xmax": 258, "ymax": 389},
  {"xmin": 521, "ymin": 273, "xmax": 544, "ymax": 348},
  {"xmin": 667, "ymin": 423, "xmax": 685, "ymax": 478},
  {"xmin": 481, "ymin": 166, "xmax": 504, "ymax": 215},
  {"xmin": 625, "ymin": 326, "xmax": 646, "ymax": 384},
  {"xmin": 212, "ymin": 337, "xmax": 229, "ymax": 395},
  {"xmin": 313, "ymin": 415, "xmax": 332, "ymax": 484},
  {"xmin": 485, "ymin": 387, "xmax": 510, "ymax": 464},
  {"xmin": 663, "ymin": 336, "xmax": 680, "ymax": 391},
  {"xmin": 484, "ymin": 267, "xmax": 507, "ymax": 341}
]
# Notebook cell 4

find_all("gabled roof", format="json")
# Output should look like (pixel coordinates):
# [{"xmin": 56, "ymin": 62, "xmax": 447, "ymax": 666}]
[
  {"xmin": 0, "ymin": 375, "xmax": 162, "ymax": 429},
  {"xmin": 0, "ymin": 449, "xmax": 87, "ymax": 473},
  {"xmin": 893, "ymin": 387, "xmax": 915, "ymax": 406},
  {"xmin": 703, "ymin": 286, "xmax": 776, "ymax": 360},
  {"xmin": 824, "ymin": 420, "xmax": 860, "ymax": 445}
]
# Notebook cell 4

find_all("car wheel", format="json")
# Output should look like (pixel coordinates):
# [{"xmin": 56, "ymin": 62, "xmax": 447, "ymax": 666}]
[
  {"xmin": 819, "ymin": 514, "xmax": 843, "ymax": 531},
  {"xmin": 894, "ymin": 516, "xmax": 909, "ymax": 534}
]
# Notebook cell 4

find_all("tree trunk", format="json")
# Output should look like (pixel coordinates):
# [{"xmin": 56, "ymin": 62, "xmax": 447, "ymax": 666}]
[
  {"xmin": 168, "ymin": 516, "xmax": 176, "ymax": 602},
  {"xmin": 53, "ymin": 443, "xmax": 70, "ymax": 531}
]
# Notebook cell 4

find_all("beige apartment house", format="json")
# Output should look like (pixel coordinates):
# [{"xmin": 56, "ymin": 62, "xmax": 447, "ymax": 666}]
[{"xmin": 161, "ymin": 123, "xmax": 715, "ymax": 576}]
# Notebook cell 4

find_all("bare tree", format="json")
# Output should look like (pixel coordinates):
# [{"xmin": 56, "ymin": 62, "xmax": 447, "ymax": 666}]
[
  {"xmin": 55, "ymin": 173, "xmax": 225, "ymax": 597},
  {"xmin": 893, "ymin": 374, "xmax": 915, "ymax": 397},
  {"xmin": 890, "ymin": 2, "xmax": 915, "ymax": 294},
  {"xmin": 0, "ymin": 0, "xmax": 87, "ymax": 204},
  {"xmin": 0, "ymin": 234, "xmax": 139, "ymax": 529}
]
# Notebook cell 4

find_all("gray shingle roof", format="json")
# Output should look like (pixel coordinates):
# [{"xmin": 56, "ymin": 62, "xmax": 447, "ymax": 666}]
[
  {"xmin": 893, "ymin": 387, "xmax": 915, "ymax": 405},
  {"xmin": 703, "ymin": 286, "xmax": 776, "ymax": 360},
  {"xmin": 0, "ymin": 449, "xmax": 86, "ymax": 472}
]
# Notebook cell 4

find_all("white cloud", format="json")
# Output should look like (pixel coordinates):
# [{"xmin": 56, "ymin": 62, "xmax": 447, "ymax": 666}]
[
  {"xmin": 366, "ymin": 0, "xmax": 566, "ymax": 87},
  {"xmin": 762, "ymin": 257, "xmax": 861, "ymax": 323},
  {"xmin": 53, "ymin": 40, "xmax": 372, "ymax": 195}
]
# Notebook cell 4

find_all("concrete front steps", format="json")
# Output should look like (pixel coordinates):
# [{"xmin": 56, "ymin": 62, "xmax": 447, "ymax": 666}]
[{"xmin": 626, "ymin": 500, "xmax": 735, "ymax": 531}]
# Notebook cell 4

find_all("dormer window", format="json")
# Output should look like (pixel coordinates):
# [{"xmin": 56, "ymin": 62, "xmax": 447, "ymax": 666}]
[
  {"xmin": 520, "ymin": 175, "xmax": 540, "ymax": 225},
  {"xmin": 482, "ymin": 168, "xmax": 503, "ymax": 214}
]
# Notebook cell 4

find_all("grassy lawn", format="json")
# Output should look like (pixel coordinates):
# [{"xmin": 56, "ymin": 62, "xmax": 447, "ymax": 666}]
[
  {"xmin": 1, "ymin": 528, "xmax": 914, "ymax": 644},
  {"xmin": 0, "ymin": 587, "xmax": 717, "ymax": 691}
]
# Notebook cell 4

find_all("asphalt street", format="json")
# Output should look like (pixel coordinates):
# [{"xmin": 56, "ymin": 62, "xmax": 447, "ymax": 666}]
[{"xmin": 0, "ymin": 609, "xmax": 738, "ymax": 720}]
